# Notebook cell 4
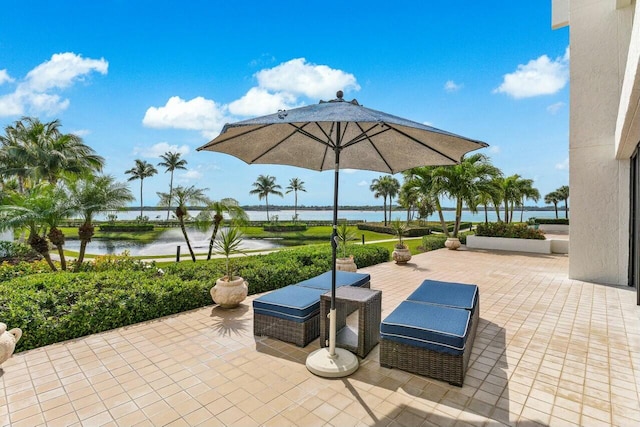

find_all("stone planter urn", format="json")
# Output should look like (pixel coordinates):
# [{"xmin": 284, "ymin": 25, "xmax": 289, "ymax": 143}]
[
  {"xmin": 0, "ymin": 322, "xmax": 22, "ymax": 368},
  {"xmin": 392, "ymin": 246, "xmax": 412, "ymax": 264},
  {"xmin": 445, "ymin": 237, "xmax": 461, "ymax": 250},
  {"xmin": 210, "ymin": 276, "xmax": 248, "ymax": 308},
  {"xmin": 336, "ymin": 256, "xmax": 358, "ymax": 272}
]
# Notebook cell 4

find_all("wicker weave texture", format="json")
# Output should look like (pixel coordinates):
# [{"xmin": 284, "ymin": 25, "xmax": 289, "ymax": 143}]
[
  {"xmin": 380, "ymin": 298, "xmax": 479, "ymax": 386},
  {"xmin": 254, "ymin": 312, "xmax": 320, "ymax": 347}
]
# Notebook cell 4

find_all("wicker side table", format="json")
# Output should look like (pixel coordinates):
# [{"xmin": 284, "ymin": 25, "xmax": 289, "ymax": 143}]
[{"xmin": 320, "ymin": 287, "xmax": 382, "ymax": 358}]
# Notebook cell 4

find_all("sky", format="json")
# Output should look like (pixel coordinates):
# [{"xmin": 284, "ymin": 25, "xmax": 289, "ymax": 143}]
[{"xmin": 0, "ymin": 1, "xmax": 569, "ymax": 208}]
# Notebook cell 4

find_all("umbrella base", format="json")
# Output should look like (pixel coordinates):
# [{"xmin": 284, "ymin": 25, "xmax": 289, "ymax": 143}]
[{"xmin": 306, "ymin": 347, "xmax": 359, "ymax": 378}]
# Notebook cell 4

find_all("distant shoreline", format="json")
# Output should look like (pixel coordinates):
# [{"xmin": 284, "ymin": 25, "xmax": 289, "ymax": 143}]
[{"xmin": 120, "ymin": 205, "xmax": 564, "ymax": 213}]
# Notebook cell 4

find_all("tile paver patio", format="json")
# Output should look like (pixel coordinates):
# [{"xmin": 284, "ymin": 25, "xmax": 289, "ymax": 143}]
[{"xmin": 1, "ymin": 247, "xmax": 639, "ymax": 426}]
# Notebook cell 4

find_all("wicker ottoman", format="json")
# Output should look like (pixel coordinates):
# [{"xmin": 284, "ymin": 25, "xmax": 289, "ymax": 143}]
[
  {"xmin": 406, "ymin": 279, "xmax": 479, "ymax": 344},
  {"xmin": 380, "ymin": 301, "xmax": 474, "ymax": 386},
  {"xmin": 253, "ymin": 285, "xmax": 326, "ymax": 347}
]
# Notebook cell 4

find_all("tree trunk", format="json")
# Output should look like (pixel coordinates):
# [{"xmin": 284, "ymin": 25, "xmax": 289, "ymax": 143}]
[
  {"xmin": 167, "ymin": 172, "xmax": 174, "ymax": 221},
  {"xmin": 484, "ymin": 204, "xmax": 489, "ymax": 224},
  {"xmin": 520, "ymin": 199, "xmax": 525, "ymax": 223},
  {"xmin": 28, "ymin": 234, "xmax": 57, "ymax": 271},
  {"xmin": 554, "ymin": 203, "xmax": 558, "ymax": 218},
  {"xmin": 504, "ymin": 197, "xmax": 510, "ymax": 223},
  {"xmin": 179, "ymin": 216, "xmax": 196, "ymax": 262},
  {"xmin": 140, "ymin": 180, "xmax": 144, "ymax": 220},
  {"xmin": 76, "ymin": 223, "xmax": 94, "ymax": 265},
  {"xmin": 207, "ymin": 215, "xmax": 223, "ymax": 261},
  {"xmin": 435, "ymin": 198, "xmax": 450, "ymax": 238},
  {"xmin": 565, "ymin": 201, "xmax": 568, "ymax": 219},
  {"xmin": 453, "ymin": 199, "xmax": 463, "ymax": 237},
  {"xmin": 493, "ymin": 204, "xmax": 501, "ymax": 222},
  {"xmin": 383, "ymin": 198, "xmax": 388, "ymax": 226},
  {"xmin": 265, "ymin": 195, "xmax": 270, "ymax": 222},
  {"xmin": 294, "ymin": 191, "xmax": 298, "ymax": 221},
  {"xmin": 48, "ymin": 227, "xmax": 66, "ymax": 271}
]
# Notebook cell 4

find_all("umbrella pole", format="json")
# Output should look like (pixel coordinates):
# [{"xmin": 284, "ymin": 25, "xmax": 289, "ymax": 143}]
[{"xmin": 306, "ymin": 124, "xmax": 358, "ymax": 378}]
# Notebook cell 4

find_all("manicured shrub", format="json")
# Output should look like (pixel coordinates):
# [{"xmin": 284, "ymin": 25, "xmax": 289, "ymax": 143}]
[
  {"xmin": 98, "ymin": 224, "xmax": 154, "ymax": 232},
  {"xmin": 357, "ymin": 223, "xmax": 431, "ymax": 237},
  {"xmin": 534, "ymin": 218, "xmax": 569, "ymax": 225},
  {"xmin": 1, "ymin": 244, "xmax": 389, "ymax": 353},
  {"xmin": 0, "ymin": 241, "xmax": 40, "ymax": 263},
  {"xmin": 475, "ymin": 222, "xmax": 545, "ymax": 240}
]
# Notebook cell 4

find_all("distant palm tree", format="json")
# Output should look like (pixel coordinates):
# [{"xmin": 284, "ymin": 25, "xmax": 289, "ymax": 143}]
[
  {"xmin": 385, "ymin": 176, "xmax": 401, "ymax": 224},
  {"xmin": 398, "ymin": 181, "xmax": 419, "ymax": 223},
  {"xmin": 67, "ymin": 175, "xmax": 134, "ymax": 264},
  {"xmin": 370, "ymin": 177, "xmax": 388, "ymax": 225},
  {"xmin": 544, "ymin": 191, "xmax": 561, "ymax": 219},
  {"xmin": 158, "ymin": 185, "xmax": 209, "ymax": 262},
  {"xmin": 157, "ymin": 152, "xmax": 187, "ymax": 220},
  {"xmin": 515, "ymin": 178, "xmax": 540, "ymax": 223},
  {"xmin": 125, "ymin": 159, "xmax": 158, "ymax": 220},
  {"xmin": 285, "ymin": 178, "xmax": 306, "ymax": 221},
  {"xmin": 250, "ymin": 175, "xmax": 283, "ymax": 222},
  {"xmin": 556, "ymin": 185, "xmax": 570, "ymax": 219}
]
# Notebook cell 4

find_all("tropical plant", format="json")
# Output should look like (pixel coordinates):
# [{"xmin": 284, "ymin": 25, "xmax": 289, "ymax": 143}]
[
  {"xmin": 370, "ymin": 175, "xmax": 399, "ymax": 225},
  {"xmin": 556, "ymin": 185, "xmax": 569, "ymax": 219},
  {"xmin": 250, "ymin": 174, "xmax": 283, "ymax": 222},
  {"xmin": 544, "ymin": 191, "xmax": 561, "ymax": 218},
  {"xmin": 157, "ymin": 185, "xmax": 209, "ymax": 262},
  {"xmin": 0, "ymin": 184, "xmax": 61, "ymax": 270},
  {"xmin": 157, "ymin": 151, "xmax": 187, "ymax": 220},
  {"xmin": 336, "ymin": 221, "xmax": 356, "ymax": 258},
  {"xmin": 515, "ymin": 178, "xmax": 540, "ymax": 223},
  {"xmin": 398, "ymin": 181, "xmax": 419, "ymax": 223},
  {"xmin": 67, "ymin": 175, "xmax": 135, "ymax": 264},
  {"xmin": 431, "ymin": 153, "xmax": 502, "ymax": 237},
  {"xmin": 213, "ymin": 226, "xmax": 245, "ymax": 280},
  {"xmin": 390, "ymin": 219, "xmax": 407, "ymax": 249},
  {"xmin": 196, "ymin": 198, "xmax": 248, "ymax": 261},
  {"xmin": 285, "ymin": 177, "xmax": 306, "ymax": 222},
  {"xmin": 0, "ymin": 117, "xmax": 104, "ymax": 189},
  {"xmin": 125, "ymin": 159, "xmax": 158, "ymax": 220}
]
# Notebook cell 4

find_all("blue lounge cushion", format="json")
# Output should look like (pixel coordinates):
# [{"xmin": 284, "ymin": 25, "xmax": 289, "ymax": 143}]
[
  {"xmin": 295, "ymin": 271, "xmax": 370, "ymax": 290},
  {"xmin": 253, "ymin": 285, "xmax": 326, "ymax": 323},
  {"xmin": 407, "ymin": 279, "xmax": 478, "ymax": 311},
  {"xmin": 380, "ymin": 301, "xmax": 470, "ymax": 355}
]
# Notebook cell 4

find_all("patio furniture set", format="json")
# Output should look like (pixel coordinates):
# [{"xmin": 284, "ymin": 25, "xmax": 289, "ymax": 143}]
[{"xmin": 253, "ymin": 271, "xmax": 479, "ymax": 386}]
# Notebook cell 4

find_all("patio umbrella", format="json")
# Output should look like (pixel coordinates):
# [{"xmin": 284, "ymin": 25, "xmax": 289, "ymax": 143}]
[{"xmin": 197, "ymin": 91, "xmax": 488, "ymax": 377}]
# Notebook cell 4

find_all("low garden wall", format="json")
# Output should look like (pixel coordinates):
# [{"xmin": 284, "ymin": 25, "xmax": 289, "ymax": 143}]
[{"xmin": 466, "ymin": 235, "xmax": 552, "ymax": 254}]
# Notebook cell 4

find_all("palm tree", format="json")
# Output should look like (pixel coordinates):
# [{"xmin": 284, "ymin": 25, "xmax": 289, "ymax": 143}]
[
  {"xmin": 398, "ymin": 181, "xmax": 420, "ymax": 223},
  {"xmin": 545, "ymin": 191, "xmax": 561, "ymax": 218},
  {"xmin": 556, "ymin": 185, "xmax": 570, "ymax": 219},
  {"xmin": 250, "ymin": 175, "xmax": 283, "ymax": 222},
  {"xmin": 0, "ymin": 184, "xmax": 64, "ymax": 271},
  {"xmin": 370, "ymin": 176, "xmax": 396, "ymax": 225},
  {"xmin": 67, "ymin": 175, "xmax": 134, "ymax": 264},
  {"xmin": 500, "ymin": 174, "xmax": 521, "ymax": 223},
  {"xmin": 158, "ymin": 185, "xmax": 209, "ymax": 262},
  {"xmin": 403, "ymin": 166, "xmax": 442, "ymax": 227},
  {"xmin": 385, "ymin": 176, "xmax": 401, "ymax": 224},
  {"xmin": 431, "ymin": 153, "xmax": 501, "ymax": 237},
  {"xmin": 157, "ymin": 151, "xmax": 188, "ymax": 220},
  {"xmin": 515, "ymin": 178, "xmax": 540, "ymax": 223},
  {"xmin": 0, "ymin": 117, "xmax": 104, "ymax": 188},
  {"xmin": 125, "ymin": 159, "xmax": 158, "ymax": 220},
  {"xmin": 197, "ymin": 198, "xmax": 248, "ymax": 261},
  {"xmin": 285, "ymin": 178, "xmax": 306, "ymax": 222}
]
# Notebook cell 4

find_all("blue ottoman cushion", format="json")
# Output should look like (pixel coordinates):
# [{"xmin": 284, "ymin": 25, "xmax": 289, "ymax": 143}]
[
  {"xmin": 380, "ymin": 301, "xmax": 471, "ymax": 355},
  {"xmin": 253, "ymin": 285, "xmax": 326, "ymax": 323},
  {"xmin": 407, "ymin": 279, "xmax": 478, "ymax": 311},
  {"xmin": 295, "ymin": 271, "xmax": 370, "ymax": 290}
]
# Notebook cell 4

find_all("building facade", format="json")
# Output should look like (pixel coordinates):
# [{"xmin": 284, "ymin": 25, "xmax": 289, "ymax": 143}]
[{"xmin": 552, "ymin": 0, "xmax": 640, "ymax": 304}]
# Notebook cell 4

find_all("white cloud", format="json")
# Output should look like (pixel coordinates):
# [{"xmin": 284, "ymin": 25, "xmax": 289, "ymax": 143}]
[
  {"xmin": 555, "ymin": 157, "xmax": 569, "ymax": 170},
  {"xmin": 255, "ymin": 58, "xmax": 360, "ymax": 100},
  {"xmin": 423, "ymin": 121, "xmax": 434, "ymax": 127},
  {"xmin": 342, "ymin": 169, "xmax": 358, "ymax": 174},
  {"xmin": 494, "ymin": 47, "xmax": 569, "ymax": 99},
  {"xmin": 357, "ymin": 180, "xmax": 369, "ymax": 187},
  {"xmin": 0, "ymin": 69, "xmax": 14, "ymax": 85},
  {"xmin": 0, "ymin": 52, "xmax": 108, "ymax": 117},
  {"xmin": 444, "ymin": 80, "xmax": 463, "ymax": 92},
  {"xmin": 134, "ymin": 142, "xmax": 190, "ymax": 158},
  {"xmin": 143, "ymin": 96, "xmax": 229, "ymax": 138},
  {"xmin": 71, "ymin": 129, "xmax": 91, "ymax": 137},
  {"xmin": 489, "ymin": 145, "xmax": 501, "ymax": 154},
  {"xmin": 179, "ymin": 169, "xmax": 203, "ymax": 181},
  {"xmin": 228, "ymin": 87, "xmax": 299, "ymax": 116},
  {"xmin": 547, "ymin": 102, "xmax": 565, "ymax": 114}
]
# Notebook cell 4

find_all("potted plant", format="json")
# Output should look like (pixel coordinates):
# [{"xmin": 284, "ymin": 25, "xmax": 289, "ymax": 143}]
[
  {"xmin": 210, "ymin": 226, "xmax": 248, "ymax": 308},
  {"xmin": 391, "ymin": 219, "xmax": 412, "ymax": 264},
  {"xmin": 335, "ymin": 221, "xmax": 357, "ymax": 272}
]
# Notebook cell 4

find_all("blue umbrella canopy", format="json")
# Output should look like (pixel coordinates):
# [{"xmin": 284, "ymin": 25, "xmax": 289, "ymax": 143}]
[{"xmin": 197, "ymin": 93, "xmax": 488, "ymax": 173}]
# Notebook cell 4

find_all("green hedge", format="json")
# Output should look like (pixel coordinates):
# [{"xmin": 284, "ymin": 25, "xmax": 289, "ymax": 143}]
[
  {"xmin": 262, "ymin": 224, "xmax": 308, "ymax": 232},
  {"xmin": 1, "ymin": 244, "xmax": 389, "ymax": 353},
  {"xmin": 99, "ymin": 224, "xmax": 155, "ymax": 232},
  {"xmin": 357, "ymin": 223, "xmax": 431, "ymax": 237},
  {"xmin": 475, "ymin": 223, "xmax": 545, "ymax": 240},
  {"xmin": 534, "ymin": 218, "xmax": 569, "ymax": 225}
]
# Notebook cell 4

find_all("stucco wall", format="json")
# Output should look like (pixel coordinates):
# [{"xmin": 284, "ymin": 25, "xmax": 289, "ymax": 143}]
[{"xmin": 568, "ymin": 0, "xmax": 636, "ymax": 285}]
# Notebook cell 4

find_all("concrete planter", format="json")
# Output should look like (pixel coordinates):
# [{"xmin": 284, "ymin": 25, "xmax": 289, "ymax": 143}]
[
  {"xmin": 539, "ymin": 224, "xmax": 570, "ymax": 233},
  {"xmin": 466, "ymin": 235, "xmax": 551, "ymax": 254},
  {"xmin": 210, "ymin": 276, "xmax": 248, "ymax": 308}
]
